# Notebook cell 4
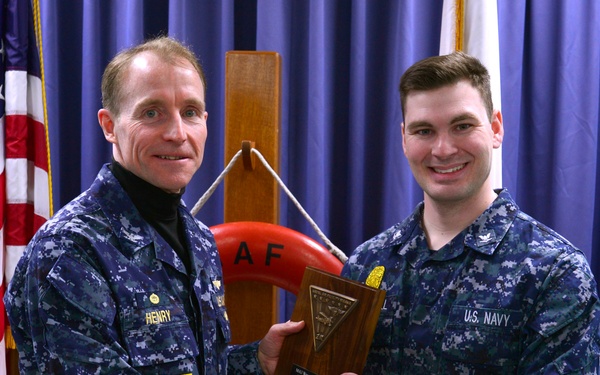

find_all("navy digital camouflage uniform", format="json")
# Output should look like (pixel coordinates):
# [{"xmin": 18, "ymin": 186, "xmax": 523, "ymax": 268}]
[
  {"xmin": 342, "ymin": 189, "xmax": 600, "ymax": 374},
  {"xmin": 4, "ymin": 165, "xmax": 261, "ymax": 374}
]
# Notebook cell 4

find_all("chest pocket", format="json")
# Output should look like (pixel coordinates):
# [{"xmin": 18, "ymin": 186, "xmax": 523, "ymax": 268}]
[
  {"xmin": 47, "ymin": 252, "xmax": 116, "ymax": 325},
  {"xmin": 202, "ymin": 276, "xmax": 231, "ymax": 359},
  {"xmin": 370, "ymin": 295, "xmax": 401, "ymax": 349},
  {"xmin": 360, "ymin": 294, "xmax": 404, "ymax": 374},
  {"xmin": 441, "ymin": 305, "xmax": 523, "ymax": 370},
  {"xmin": 209, "ymin": 282, "xmax": 231, "ymax": 349},
  {"xmin": 214, "ymin": 296, "xmax": 231, "ymax": 344},
  {"xmin": 121, "ymin": 291, "xmax": 200, "ymax": 369}
]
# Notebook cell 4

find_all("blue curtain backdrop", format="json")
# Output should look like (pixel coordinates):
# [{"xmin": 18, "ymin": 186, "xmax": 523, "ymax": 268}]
[{"xmin": 40, "ymin": 0, "xmax": 600, "ymax": 317}]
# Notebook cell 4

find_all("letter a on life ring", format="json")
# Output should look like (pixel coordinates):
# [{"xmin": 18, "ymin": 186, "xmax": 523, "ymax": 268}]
[{"xmin": 210, "ymin": 221, "xmax": 343, "ymax": 295}]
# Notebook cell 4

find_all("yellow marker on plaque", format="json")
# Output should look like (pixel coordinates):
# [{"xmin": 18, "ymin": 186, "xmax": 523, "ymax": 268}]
[{"xmin": 365, "ymin": 266, "xmax": 385, "ymax": 288}]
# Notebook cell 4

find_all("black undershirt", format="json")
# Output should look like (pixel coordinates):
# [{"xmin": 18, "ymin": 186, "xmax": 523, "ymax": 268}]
[{"xmin": 109, "ymin": 161, "xmax": 191, "ymax": 272}]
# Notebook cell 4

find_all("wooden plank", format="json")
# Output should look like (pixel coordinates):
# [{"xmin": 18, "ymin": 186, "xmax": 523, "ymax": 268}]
[{"xmin": 223, "ymin": 51, "xmax": 281, "ymax": 344}]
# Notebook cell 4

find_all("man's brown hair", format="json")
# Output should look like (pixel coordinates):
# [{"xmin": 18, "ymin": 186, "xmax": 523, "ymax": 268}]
[
  {"xmin": 101, "ymin": 36, "xmax": 206, "ymax": 116},
  {"xmin": 399, "ymin": 51, "xmax": 493, "ymax": 121}
]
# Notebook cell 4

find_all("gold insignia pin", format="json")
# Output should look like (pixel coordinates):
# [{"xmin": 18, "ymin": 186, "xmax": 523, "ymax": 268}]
[
  {"xmin": 149, "ymin": 293, "xmax": 160, "ymax": 304},
  {"xmin": 365, "ymin": 266, "xmax": 385, "ymax": 288}
]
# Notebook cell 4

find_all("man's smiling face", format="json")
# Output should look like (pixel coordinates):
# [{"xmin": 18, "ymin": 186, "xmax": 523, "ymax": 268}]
[
  {"xmin": 98, "ymin": 51, "xmax": 208, "ymax": 193},
  {"xmin": 401, "ymin": 80, "xmax": 503, "ymax": 205}
]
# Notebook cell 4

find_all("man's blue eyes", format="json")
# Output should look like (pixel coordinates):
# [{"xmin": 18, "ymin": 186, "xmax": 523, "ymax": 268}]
[
  {"xmin": 144, "ymin": 109, "xmax": 199, "ymax": 118},
  {"xmin": 415, "ymin": 124, "xmax": 473, "ymax": 134}
]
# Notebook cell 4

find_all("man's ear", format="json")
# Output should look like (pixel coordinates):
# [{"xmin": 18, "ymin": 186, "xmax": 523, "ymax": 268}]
[
  {"xmin": 98, "ymin": 109, "xmax": 117, "ymax": 144},
  {"xmin": 491, "ymin": 109, "xmax": 504, "ymax": 149},
  {"xmin": 401, "ymin": 122, "xmax": 407, "ymax": 154}
]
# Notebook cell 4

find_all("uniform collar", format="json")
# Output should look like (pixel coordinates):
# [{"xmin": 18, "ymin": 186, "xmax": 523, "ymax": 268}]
[
  {"xmin": 90, "ymin": 165, "xmax": 213, "ymax": 277},
  {"xmin": 462, "ymin": 188, "xmax": 519, "ymax": 255},
  {"xmin": 110, "ymin": 160, "xmax": 184, "ymax": 221},
  {"xmin": 385, "ymin": 189, "xmax": 519, "ymax": 262},
  {"xmin": 90, "ymin": 164, "xmax": 156, "ymax": 258}
]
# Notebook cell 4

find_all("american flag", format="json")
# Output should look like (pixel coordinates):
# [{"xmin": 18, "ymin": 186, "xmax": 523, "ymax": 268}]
[{"xmin": 0, "ymin": 0, "xmax": 52, "ymax": 373}]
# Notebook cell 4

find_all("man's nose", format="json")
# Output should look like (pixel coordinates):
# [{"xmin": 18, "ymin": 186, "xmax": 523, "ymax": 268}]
[
  {"xmin": 431, "ymin": 132, "xmax": 457, "ymax": 157},
  {"xmin": 164, "ymin": 114, "xmax": 187, "ymax": 142}
]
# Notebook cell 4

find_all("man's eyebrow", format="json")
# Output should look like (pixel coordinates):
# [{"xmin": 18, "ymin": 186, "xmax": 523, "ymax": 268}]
[
  {"xmin": 132, "ymin": 98, "xmax": 163, "ymax": 112},
  {"xmin": 450, "ymin": 112, "xmax": 479, "ymax": 123},
  {"xmin": 132, "ymin": 98, "xmax": 206, "ymax": 112},
  {"xmin": 405, "ymin": 120, "xmax": 432, "ymax": 130},
  {"xmin": 183, "ymin": 98, "xmax": 206, "ymax": 111},
  {"xmin": 405, "ymin": 112, "xmax": 480, "ymax": 130}
]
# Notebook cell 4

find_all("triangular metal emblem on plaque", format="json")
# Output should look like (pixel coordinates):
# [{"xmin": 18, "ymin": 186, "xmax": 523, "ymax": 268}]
[{"xmin": 309, "ymin": 285, "xmax": 358, "ymax": 352}]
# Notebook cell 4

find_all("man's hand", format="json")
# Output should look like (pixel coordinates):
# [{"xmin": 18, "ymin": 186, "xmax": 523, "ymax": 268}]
[
  {"xmin": 257, "ymin": 320, "xmax": 358, "ymax": 375},
  {"xmin": 257, "ymin": 320, "xmax": 305, "ymax": 374}
]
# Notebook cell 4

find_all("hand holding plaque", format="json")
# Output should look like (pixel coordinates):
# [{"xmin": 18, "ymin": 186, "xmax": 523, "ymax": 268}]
[{"xmin": 275, "ymin": 267, "xmax": 386, "ymax": 375}]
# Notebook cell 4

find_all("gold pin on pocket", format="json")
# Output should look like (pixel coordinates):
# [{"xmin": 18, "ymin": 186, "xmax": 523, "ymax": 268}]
[
  {"xmin": 365, "ymin": 266, "xmax": 385, "ymax": 288},
  {"xmin": 149, "ymin": 293, "xmax": 160, "ymax": 304}
]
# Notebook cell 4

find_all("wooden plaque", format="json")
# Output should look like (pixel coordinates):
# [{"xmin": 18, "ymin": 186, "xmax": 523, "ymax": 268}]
[{"xmin": 275, "ymin": 267, "xmax": 386, "ymax": 375}]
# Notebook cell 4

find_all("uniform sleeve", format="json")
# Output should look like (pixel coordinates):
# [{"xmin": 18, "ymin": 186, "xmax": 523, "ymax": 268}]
[
  {"xmin": 12, "ymin": 240, "xmax": 138, "ymax": 374},
  {"xmin": 226, "ymin": 342, "xmax": 262, "ymax": 373},
  {"xmin": 520, "ymin": 251, "xmax": 600, "ymax": 374}
]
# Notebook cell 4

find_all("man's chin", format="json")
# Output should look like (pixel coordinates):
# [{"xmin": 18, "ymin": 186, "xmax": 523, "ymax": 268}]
[
  {"xmin": 162, "ymin": 188, "xmax": 183, "ymax": 194},
  {"xmin": 148, "ymin": 171, "xmax": 194, "ymax": 193},
  {"xmin": 424, "ymin": 186, "xmax": 470, "ymax": 203},
  {"xmin": 159, "ymin": 183, "xmax": 187, "ymax": 194}
]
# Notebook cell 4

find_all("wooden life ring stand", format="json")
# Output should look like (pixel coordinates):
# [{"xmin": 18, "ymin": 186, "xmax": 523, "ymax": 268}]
[{"xmin": 210, "ymin": 221, "xmax": 343, "ymax": 295}]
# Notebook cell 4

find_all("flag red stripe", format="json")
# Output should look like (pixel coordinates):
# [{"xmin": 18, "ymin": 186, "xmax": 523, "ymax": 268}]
[
  {"xmin": 4, "ymin": 203, "xmax": 45, "ymax": 246},
  {"xmin": 0, "ymin": 170, "xmax": 5, "ymax": 224},
  {"xmin": 5, "ymin": 114, "xmax": 49, "ymax": 172}
]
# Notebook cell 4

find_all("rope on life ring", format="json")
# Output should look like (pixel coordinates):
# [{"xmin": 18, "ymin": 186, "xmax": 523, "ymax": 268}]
[
  {"xmin": 193, "ymin": 143, "xmax": 348, "ymax": 263},
  {"xmin": 211, "ymin": 221, "xmax": 343, "ymax": 295}
]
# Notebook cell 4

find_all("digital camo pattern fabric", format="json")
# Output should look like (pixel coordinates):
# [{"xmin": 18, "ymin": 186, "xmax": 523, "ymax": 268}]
[
  {"xmin": 342, "ymin": 189, "xmax": 600, "ymax": 374},
  {"xmin": 4, "ymin": 165, "xmax": 261, "ymax": 374}
]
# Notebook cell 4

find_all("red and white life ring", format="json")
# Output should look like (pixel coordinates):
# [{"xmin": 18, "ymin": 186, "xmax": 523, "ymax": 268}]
[{"xmin": 210, "ymin": 221, "xmax": 343, "ymax": 295}]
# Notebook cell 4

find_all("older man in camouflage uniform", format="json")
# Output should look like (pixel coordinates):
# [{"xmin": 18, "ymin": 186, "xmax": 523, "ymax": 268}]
[
  {"xmin": 4, "ymin": 36, "xmax": 302, "ymax": 374},
  {"xmin": 342, "ymin": 52, "xmax": 600, "ymax": 374}
]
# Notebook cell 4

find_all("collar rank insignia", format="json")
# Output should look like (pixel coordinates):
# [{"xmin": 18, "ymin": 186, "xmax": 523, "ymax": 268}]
[{"xmin": 477, "ymin": 230, "xmax": 496, "ymax": 246}]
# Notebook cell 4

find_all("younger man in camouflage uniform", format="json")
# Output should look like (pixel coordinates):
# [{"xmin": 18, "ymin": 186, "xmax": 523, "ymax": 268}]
[
  {"xmin": 4, "ymin": 36, "xmax": 303, "ymax": 374},
  {"xmin": 341, "ymin": 52, "xmax": 600, "ymax": 374}
]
